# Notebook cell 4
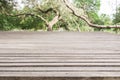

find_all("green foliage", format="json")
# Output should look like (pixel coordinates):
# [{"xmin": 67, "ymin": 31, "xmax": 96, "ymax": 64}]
[
  {"xmin": 74, "ymin": 0, "xmax": 104, "ymax": 31},
  {"xmin": 100, "ymin": 14, "xmax": 112, "ymax": 25},
  {"xmin": 0, "ymin": 0, "xmax": 15, "ymax": 14},
  {"xmin": 74, "ymin": 0, "xmax": 100, "ymax": 12},
  {"xmin": 113, "ymin": 7, "xmax": 120, "ymax": 24},
  {"xmin": 0, "ymin": 14, "xmax": 19, "ymax": 30},
  {"xmin": 0, "ymin": 0, "xmax": 119, "ymax": 33},
  {"xmin": 19, "ymin": 16, "xmax": 45, "ymax": 30}
]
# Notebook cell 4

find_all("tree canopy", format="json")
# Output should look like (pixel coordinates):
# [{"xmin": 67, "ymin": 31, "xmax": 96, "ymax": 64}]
[{"xmin": 0, "ymin": 0, "xmax": 120, "ymax": 33}]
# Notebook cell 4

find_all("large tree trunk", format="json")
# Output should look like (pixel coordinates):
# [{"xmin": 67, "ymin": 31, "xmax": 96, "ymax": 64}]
[
  {"xmin": 63, "ymin": 0, "xmax": 120, "ymax": 29},
  {"xmin": 38, "ymin": 8, "xmax": 61, "ymax": 31},
  {"xmin": 47, "ymin": 26, "xmax": 52, "ymax": 31},
  {"xmin": 47, "ymin": 14, "xmax": 61, "ymax": 31}
]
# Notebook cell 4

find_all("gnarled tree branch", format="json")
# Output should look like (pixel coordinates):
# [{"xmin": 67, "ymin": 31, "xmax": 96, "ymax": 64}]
[
  {"xmin": 8, "ymin": 7, "xmax": 62, "ymax": 31},
  {"xmin": 37, "ymin": 8, "xmax": 53, "ymax": 13},
  {"xmin": 63, "ymin": 0, "xmax": 120, "ymax": 29},
  {"xmin": 46, "ymin": 9, "xmax": 62, "ymax": 31},
  {"xmin": 36, "ymin": 7, "xmax": 62, "ymax": 31}
]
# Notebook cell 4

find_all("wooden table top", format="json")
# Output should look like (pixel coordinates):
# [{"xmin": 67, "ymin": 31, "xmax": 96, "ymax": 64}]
[{"xmin": 0, "ymin": 32, "xmax": 120, "ymax": 77}]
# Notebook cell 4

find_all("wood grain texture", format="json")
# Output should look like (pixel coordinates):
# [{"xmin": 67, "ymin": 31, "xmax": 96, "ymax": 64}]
[{"xmin": 0, "ymin": 32, "xmax": 120, "ymax": 77}]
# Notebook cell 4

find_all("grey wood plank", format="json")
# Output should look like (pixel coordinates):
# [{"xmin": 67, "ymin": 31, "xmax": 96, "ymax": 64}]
[
  {"xmin": 1, "ymin": 50, "xmax": 119, "ymax": 53},
  {"xmin": 0, "ymin": 56, "xmax": 120, "ymax": 60},
  {"xmin": 1, "ymin": 72, "xmax": 120, "ymax": 77},
  {"xmin": 0, "ymin": 59, "xmax": 120, "ymax": 63},
  {"xmin": 0, "ymin": 56, "xmax": 120, "ymax": 59},
  {"xmin": 0, "ymin": 56, "xmax": 119, "ymax": 60},
  {"xmin": 0, "ymin": 63, "xmax": 120, "ymax": 67},
  {"xmin": 0, "ymin": 67, "xmax": 120, "ymax": 71},
  {"xmin": 0, "ymin": 53, "xmax": 120, "ymax": 55}
]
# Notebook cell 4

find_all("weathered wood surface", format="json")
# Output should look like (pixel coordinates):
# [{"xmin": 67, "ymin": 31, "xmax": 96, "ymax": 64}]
[{"xmin": 0, "ymin": 31, "xmax": 120, "ymax": 77}]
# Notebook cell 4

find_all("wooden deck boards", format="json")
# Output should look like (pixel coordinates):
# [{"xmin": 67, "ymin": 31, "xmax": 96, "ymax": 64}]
[{"xmin": 0, "ymin": 32, "xmax": 120, "ymax": 77}]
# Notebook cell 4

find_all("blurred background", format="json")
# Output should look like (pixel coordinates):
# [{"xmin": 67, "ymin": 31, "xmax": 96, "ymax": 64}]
[{"xmin": 0, "ymin": 0, "xmax": 120, "ymax": 33}]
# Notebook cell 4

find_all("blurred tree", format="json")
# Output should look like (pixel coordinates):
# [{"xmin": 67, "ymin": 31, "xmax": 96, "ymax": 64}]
[
  {"xmin": 63, "ymin": 0, "xmax": 120, "ymax": 29},
  {"xmin": 113, "ymin": 7, "xmax": 120, "ymax": 25},
  {"xmin": 14, "ymin": 0, "xmax": 63, "ymax": 31},
  {"xmin": 0, "ymin": 0, "xmax": 120, "ymax": 31},
  {"xmin": 0, "ymin": 0, "xmax": 15, "ymax": 14}
]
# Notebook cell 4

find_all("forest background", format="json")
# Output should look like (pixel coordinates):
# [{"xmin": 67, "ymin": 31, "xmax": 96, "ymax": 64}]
[{"xmin": 0, "ymin": 0, "xmax": 120, "ymax": 33}]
